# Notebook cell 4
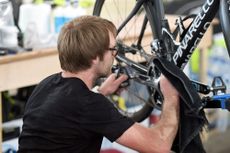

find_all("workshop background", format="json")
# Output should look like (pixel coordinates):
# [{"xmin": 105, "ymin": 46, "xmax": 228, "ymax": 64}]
[{"xmin": 0, "ymin": 0, "xmax": 230, "ymax": 153}]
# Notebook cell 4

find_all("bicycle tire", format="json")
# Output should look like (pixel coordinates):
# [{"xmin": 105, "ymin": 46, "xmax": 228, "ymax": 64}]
[
  {"xmin": 219, "ymin": 0, "xmax": 230, "ymax": 57},
  {"xmin": 175, "ymin": 0, "xmax": 204, "ymax": 15},
  {"xmin": 165, "ymin": 0, "xmax": 222, "ymax": 34},
  {"xmin": 93, "ymin": 0, "xmax": 159, "ymax": 122}
]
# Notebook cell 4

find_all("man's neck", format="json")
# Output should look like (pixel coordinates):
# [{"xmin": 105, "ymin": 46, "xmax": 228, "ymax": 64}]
[{"xmin": 61, "ymin": 70, "xmax": 97, "ymax": 89}]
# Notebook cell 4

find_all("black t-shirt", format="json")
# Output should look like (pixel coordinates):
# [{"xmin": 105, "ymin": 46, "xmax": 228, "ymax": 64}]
[{"xmin": 18, "ymin": 73, "xmax": 134, "ymax": 153}]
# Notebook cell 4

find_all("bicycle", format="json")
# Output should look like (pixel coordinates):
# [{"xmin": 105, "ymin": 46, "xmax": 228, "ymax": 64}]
[{"xmin": 92, "ymin": 0, "xmax": 230, "ymax": 122}]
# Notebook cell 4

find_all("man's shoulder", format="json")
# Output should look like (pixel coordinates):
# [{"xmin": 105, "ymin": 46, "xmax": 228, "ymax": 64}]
[{"xmin": 39, "ymin": 72, "xmax": 61, "ymax": 85}]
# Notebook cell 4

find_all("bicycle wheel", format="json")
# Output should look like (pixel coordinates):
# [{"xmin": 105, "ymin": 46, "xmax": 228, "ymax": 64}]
[
  {"xmin": 219, "ymin": 0, "xmax": 230, "ymax": 57},
  {"xmin": 165, "ymin": 0, "xmax": 223, "ymax": 33},
  {"xmin": 165, "ymin": 0, "xmax": 204, "ymax": 15},
  {"xmin": 93, "ymin": 0, "xmax": 159, "ymax": 122}
]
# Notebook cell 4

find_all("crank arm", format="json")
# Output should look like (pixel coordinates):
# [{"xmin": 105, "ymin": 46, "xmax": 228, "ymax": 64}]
[{"xmin": 191, "ymin": 80, "xmax": 211, "ymax": 94}]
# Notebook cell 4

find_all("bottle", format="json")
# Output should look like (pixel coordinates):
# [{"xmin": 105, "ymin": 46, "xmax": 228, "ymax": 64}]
[
  {"xmin": 19, "ymin": 0, "xmax": 52, "ymax": 49},
  {"xmin": 64, "ymin": 0, "xmax": 86, "ymax": 23},
  {"xmin": 0, "ymin": 0, "xmax": 15, "ymax": 26},
  {"xmin": 52, "ymin": 3, "xmax": 65, "ymax": 33},
  {"xmin": 19, "ymin": 0, "xmax": 51, "ymax": 35},
  {"xmin": 63, "ymin": 0, "xmax": 75, "ymax": 23},
  {"xmin": 52, "ymin": 0, "xmax": 86, "ymax": 34},
  {"xmin": 73, "ymin": 0, "xmax": 86, "ymax": 17},
  {"xmin": 0, "ymin": 0, "xmax": 18, "ymax": 48}
]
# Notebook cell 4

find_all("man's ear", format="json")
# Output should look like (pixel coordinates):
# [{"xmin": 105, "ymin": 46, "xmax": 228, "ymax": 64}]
[{"xmin": 92, "ymin": 56, "xmax": 100, "ymax": 65}]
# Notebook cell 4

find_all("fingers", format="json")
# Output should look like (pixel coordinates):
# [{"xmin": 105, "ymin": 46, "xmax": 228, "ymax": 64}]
[
  {"xmin": 107, "ymin": 73, "xmax": 128, "ymax": 85},
  {"xmin": 115, "ymin": 74, "xmax": 128, "ymax": 84},
  {"xmin": 98, "ymin": 73, "xmax": 128, "ymax": 96}
]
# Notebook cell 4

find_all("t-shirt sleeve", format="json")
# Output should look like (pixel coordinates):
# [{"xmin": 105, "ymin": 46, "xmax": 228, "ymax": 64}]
[{"xmin": 80, "ymin": 93, "xmax": 135, "ymax": 142}]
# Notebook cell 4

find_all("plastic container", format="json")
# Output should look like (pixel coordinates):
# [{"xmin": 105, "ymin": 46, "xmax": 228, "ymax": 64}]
[
  {"xmin": 0, "ymin": 0, "xmax": 18, "ymax": 48},
  {"xmin": 0, "ymin": 26, "xmax": 18, "ymax": 47},
  {"xmin": 0, "ymin": 0, "xmax": 14, "ymax": 26},
  {"xmin": 19, "ymin": 2, "xmax": 53, "ymax": 49},
  {"xmin": 19, "ymin": 2, "xmax": 51, "ymax": 35}
]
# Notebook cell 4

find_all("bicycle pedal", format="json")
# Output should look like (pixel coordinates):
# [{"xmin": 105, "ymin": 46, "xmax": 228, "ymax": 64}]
[{"xmin": 211, "ymin": 76, "xmax": 227, "ymax": 95}]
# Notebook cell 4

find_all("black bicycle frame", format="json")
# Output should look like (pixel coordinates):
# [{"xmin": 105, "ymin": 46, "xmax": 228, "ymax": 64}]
[
  {"xmin": 102, "ymin": 0, "xmax": 221, "ymax": 76},
  {"xmin": 172, "ymin": 0, "xmax": 219, "ymax": 69}
]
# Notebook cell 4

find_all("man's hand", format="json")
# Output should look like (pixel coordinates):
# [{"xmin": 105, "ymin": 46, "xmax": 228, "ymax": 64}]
[
  {"xmin": 98, "ymin": 73, "xmax": 128, "ymax": 96},
  {"xmin": 160, "ymin": 75, "xmax": 179, "ymax": 102}
]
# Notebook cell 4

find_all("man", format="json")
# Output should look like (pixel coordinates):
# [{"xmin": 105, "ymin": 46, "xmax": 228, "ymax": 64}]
[{"xmin": 18, "ymin": 15, "xmax": 179, "ymax": 153}]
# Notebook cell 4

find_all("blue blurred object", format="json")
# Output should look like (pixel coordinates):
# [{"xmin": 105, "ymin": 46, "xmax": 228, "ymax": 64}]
[{"xmin": 3, "ymin": 144, "xmax": 17, "ymax": 153}]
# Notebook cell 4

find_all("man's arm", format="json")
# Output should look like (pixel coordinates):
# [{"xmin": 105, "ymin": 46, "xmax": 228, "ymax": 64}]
[{"xmin": 116, "ymin": 76, "xmax": 180, "ymax": 153}]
